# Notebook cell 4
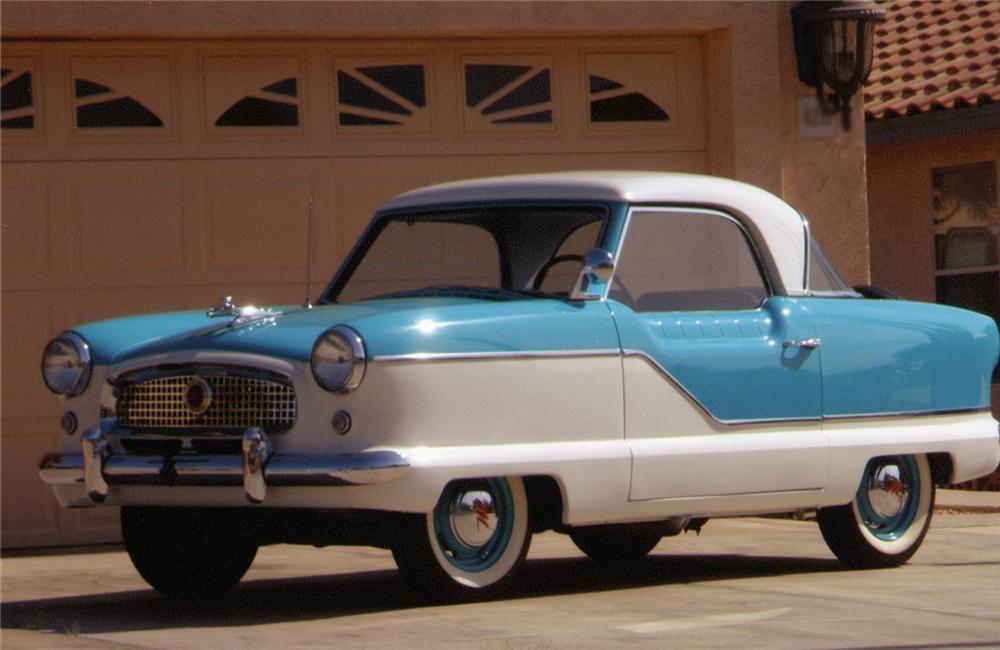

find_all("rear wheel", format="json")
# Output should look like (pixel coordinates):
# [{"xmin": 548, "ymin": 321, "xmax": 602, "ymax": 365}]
[
  {"xmin": 121, "ymin": 506, "xmax": 258, "ymax": 598},
  {"xmin": 392, "ymin": 476, "xmax": 531, "ymax": 597},
  {"xmin": 817, "ymin": 454, "xmax": 934, "ymax": 568},
  {"xmin": 570, "ymin": 526, "xmax": 661, "ymax": 562}
]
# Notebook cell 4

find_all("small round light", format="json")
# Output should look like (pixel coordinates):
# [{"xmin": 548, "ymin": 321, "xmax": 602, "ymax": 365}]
[
  {"xmin": 332, "ymin": 410, "xmax": 352, "ymax": 435},
  {"xmin": 311, "ymin": 325, "xmax": 366, "ymax": 392},
  {"xmin": 60, "ymin": 411, "xmax": 79, "ymax": 436},
  {"xmin": 41, "ymin": 332, "xmax": 92, "ymax": 396}
]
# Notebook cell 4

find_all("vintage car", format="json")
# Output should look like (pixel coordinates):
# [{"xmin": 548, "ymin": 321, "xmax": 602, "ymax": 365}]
[{"xmin": 39, "ymin": 172, "xmax": 1000, "ymax": 599}]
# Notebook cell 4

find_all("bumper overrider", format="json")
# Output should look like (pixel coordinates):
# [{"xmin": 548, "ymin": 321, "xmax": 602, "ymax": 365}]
[{"xmin": 38, "ymin": 427, "xmax": 410, "ymax": 505}]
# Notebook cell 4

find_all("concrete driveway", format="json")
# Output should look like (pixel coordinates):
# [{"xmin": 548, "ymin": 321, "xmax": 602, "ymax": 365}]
[{"xmin": 3, "ymin": 507, "xmax": 999, "ymax": 649}]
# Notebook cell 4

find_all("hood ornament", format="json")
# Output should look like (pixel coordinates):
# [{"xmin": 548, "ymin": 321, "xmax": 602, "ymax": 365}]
[{"xmin": 207, "ymin": 295, "xmax": 278, "ymax": 327}]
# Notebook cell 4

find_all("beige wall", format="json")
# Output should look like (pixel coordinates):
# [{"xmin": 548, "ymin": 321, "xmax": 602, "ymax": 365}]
[{"xmin": 1, "ymin": 1, "xmax": 875, "ymax": 547}]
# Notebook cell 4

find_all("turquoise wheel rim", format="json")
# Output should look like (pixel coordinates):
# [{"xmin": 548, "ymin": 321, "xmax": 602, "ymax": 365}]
[
  {"xmin": 855, "ymin": 455, "xmax": 921, "ymax": 541},
  {"xmin": 432, "ymin": 478, "xmax": 515, "ymax": 573}
]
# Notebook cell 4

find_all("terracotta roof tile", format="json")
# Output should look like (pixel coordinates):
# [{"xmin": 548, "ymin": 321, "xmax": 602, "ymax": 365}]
[{"xmin": 864, "ymin": 0, "xmax": 1000, "ymax": 120}]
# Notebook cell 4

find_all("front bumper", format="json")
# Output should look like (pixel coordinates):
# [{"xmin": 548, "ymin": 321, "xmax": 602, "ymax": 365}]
[{"xmin": 38, "ymin": 427, "xmax": 409, "ymax": 505}]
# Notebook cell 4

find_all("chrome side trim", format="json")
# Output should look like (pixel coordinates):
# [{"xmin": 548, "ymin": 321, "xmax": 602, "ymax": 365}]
[
  {"xmin": 372, "ymin": 349, "xmax": 621, "ymax": 363},
  {"xmin": 821, "ymin": 406, "xmax": 993, "ymax": 421}
]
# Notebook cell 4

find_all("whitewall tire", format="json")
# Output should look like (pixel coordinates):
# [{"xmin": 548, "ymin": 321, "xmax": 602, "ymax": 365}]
[
  {"xmin": 392, "ymin": 476, "xmax": 531, "ymax": 596},
  {"xmin": 817, "ymin": 454, "xmax": 934, "ymax": 568}
]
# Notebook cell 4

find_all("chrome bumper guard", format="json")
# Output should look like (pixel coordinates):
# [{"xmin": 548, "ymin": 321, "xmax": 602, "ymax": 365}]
[{"xmin": 38, "ymin": 427, "xmax": 410, "ymax": 505}]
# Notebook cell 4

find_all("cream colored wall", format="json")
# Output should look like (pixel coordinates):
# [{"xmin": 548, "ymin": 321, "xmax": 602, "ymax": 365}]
[{"xmin": 1, "ymin": 1, "xmax": 876, "ymax": 547}]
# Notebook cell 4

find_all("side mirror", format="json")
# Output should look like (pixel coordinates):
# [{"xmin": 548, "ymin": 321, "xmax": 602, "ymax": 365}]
[{"xmin": 569, "ymin": 248, "xmax": 615, "ymax": 301}]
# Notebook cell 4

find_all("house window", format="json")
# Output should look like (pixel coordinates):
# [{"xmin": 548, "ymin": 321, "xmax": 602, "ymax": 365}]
[{"xmin": 932, "ymin": 161, "xmax": 1000, "ymax": 382}]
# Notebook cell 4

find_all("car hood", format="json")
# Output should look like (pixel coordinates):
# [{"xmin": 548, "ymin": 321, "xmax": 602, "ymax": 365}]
[{"xmin": 73, "ymin": 297, "xmax": 618, "ymax": 365}]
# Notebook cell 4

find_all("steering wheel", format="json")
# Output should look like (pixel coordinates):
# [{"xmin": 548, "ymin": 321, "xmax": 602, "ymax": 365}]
[{"xmin": 532, "ymin": 254, "xmax": 584, "ymax": 291}]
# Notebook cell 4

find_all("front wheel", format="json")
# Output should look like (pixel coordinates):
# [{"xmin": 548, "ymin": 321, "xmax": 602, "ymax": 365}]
[
  {"xmin": 392, "ymin": 476, "xmax": 531, "ymax": 597},
  {"xmin": 121, "ymin": 506, "xmax": 258, "ymax": 598},
  {"xmin": 817, "ymin": 454, "xmax": 934, "ymax": 568}
]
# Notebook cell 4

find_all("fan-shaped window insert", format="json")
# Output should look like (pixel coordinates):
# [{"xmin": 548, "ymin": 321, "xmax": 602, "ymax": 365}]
[
  {"xmin": 1, "ymin": 67, "xmax": 34, "ymax": 129},
  {"xmin": 588, "ymin": 75, "xmax": 669, "ymax": 123},
  {"xmin": 74, "ymin": 78, "xmax": 164, "ymax": 128},
  {"xmin": 215, "ymin": 77, "xmax": 299, "ymax": 127},
  {"xmin": 337, "ymin": 65, "xmax": 425, "ymax": 127},
  {"xmin": 464, "ymin": 63, "xmax": 552, "ymax": 126}
]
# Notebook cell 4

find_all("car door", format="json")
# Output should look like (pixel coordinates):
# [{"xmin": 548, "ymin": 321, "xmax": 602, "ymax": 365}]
[{"xmin": 608, "ymin": 207, "xmax": 829, "ymax": 502}]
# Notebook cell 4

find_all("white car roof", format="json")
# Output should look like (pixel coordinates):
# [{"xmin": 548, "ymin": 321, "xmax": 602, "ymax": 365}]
[{"xmin": 381, "ymin": 172, "xmax": 809, "ymax": 294}]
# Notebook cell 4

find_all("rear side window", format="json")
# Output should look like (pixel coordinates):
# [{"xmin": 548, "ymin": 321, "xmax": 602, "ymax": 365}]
[{"xmin": 611, "ymin": 208, "xmax": 768, "ymax": 312}]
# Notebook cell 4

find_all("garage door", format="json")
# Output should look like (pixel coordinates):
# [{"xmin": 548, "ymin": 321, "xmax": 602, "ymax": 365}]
[{"xmin": 1, "ymin": 38, "xmax": 707, "ymax": 547}]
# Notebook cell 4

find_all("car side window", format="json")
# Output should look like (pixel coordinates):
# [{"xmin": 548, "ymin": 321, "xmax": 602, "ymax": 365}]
[{"xmin": 610, "ymin": 208, "xmax": 768, "ymax": 312}]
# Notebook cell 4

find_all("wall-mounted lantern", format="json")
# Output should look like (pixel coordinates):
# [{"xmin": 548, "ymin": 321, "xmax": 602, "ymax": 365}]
[{"xmin": 792, "ymin": 1, "xmax": 886, "ymax": 129}]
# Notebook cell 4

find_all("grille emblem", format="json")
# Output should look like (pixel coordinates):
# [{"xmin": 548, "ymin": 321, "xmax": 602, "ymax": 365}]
[{"xmin": 184, "ymin": 377, "xmax": 213, "ymax": 415}]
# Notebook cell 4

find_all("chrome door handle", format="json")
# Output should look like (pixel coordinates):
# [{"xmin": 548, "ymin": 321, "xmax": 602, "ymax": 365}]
[{"xmin": 782, "ymin": 338, "xmax": 821, "ymax": 349}]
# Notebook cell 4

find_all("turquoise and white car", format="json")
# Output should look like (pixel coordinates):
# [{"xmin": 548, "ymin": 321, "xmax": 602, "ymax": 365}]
[{"xmin": 39, "ymin": 172, "xmax": 1000, "ymax": 598}]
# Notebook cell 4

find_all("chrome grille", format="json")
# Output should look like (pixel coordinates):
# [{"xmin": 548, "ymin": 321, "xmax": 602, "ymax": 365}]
[{"xmin": 116, "ymin": 367, "xmax": 296, "ymax": 434}]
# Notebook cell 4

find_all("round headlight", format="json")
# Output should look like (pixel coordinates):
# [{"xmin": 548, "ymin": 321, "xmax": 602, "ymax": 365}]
[
  {"xmin": 311, "ymin": 325, "xmax": 366, "ymax": 392},
  {"xmin": 41, "ymin": 332, "xmax": 92, "ymax": 396}
]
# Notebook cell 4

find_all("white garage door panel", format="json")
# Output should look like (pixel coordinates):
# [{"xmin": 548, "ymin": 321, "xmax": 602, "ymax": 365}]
[{"xmin": 1, "ymin": 37, "xmax": 707, "ymax": 547}]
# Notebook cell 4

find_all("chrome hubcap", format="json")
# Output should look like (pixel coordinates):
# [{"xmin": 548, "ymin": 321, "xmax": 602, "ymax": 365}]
[
  {"xmin": 866, "ymin": 462, "xmax": 908, "ymax": 519},
  {"xmin": 448, "ymin": 489, "xmax": 497, "ymax": 547}
]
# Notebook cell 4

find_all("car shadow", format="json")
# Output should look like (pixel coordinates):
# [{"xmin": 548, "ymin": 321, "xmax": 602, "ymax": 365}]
[{"xmin": 1, "ymin": 553, "xmax": 845, "ymax": 635}]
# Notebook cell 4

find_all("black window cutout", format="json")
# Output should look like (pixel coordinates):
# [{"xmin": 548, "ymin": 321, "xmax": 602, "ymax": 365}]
[
  {"xmin": 215, "ymin": 77, "xmax": 299, "ymax": 127},
  {"xmin": 74, "ymin": 78, "xmax": 164, "ymax": 128},
  {"xmin": 216, "ymin": 98, "xmax": 298, "ymax": 127},
  {"xmin": 77, "ymin": 97, "xmax": 164, "ymax": 128},
  {"xmin": 337, "ymin": 71, "xmax": 412, "ymax": 117},
  {"xmin": 262, "ymin": 77, "xmax": 297, "ymax": 97},
  {"xmin": 588, "ymin": 75, "xmax": 669, "ymax": 123},
  {"xmin": 493, "ymin": 110, "xmax": 552, "ymax": 124},
  {"xmin": 589, "ymin": 75, "xmax": 624, "ymax": 93},
  {"xmin": 75, "ymin": 79, "xmax": 113, "ymax": 98},
  {"xmin": 481, "ymin": 69, "xmax": 551, "ymax": 116},
  {"xmin": 1, "ymin": 70, "xmax": 34, "ymax": 129},
  {"xmin": 357, "ymin": 65, "xmax": 425, "ymax": 107},
  {"xmin": 2, "ymin": 70, "xmax": 33, "ymax": 110},
  {"xmin": 339, "ymin": 112, "xmax": 403, "ymax": 126},
  {"xmin": 464, "ymin": 64, "xmax": 531, "ymax": 107}
]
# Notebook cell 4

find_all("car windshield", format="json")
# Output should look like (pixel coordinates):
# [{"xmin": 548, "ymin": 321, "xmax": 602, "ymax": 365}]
[{"xmin": 325, "ymin": 206, "xmax": 607, "ymax": 303}]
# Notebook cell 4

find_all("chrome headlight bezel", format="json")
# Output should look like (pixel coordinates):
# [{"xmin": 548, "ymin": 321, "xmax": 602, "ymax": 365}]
[
  {"xmin": 311, "ymin": 325, "xmax": 366, "ymax": 393},
  {"xmin": 41, "ymin": 332, "xmax": 93, "ymax": 396}
]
